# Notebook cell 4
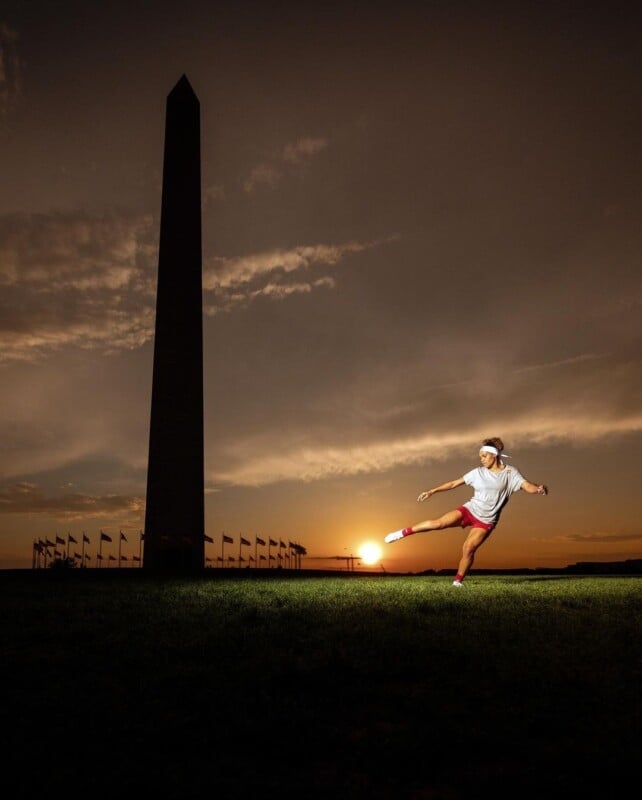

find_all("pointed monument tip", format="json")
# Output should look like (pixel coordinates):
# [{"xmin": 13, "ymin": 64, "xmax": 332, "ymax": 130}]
[{"xmin": 169, "ymin": 74, "xmax": 198, "ymax": 100}]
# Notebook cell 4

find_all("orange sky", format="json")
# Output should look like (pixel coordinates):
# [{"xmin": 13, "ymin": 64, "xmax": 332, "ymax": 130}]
[{"xmin": 0, "ymin": 1, "xmax": 640, "ymax": 572}]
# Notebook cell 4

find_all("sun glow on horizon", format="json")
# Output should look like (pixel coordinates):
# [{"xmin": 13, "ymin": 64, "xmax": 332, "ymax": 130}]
[{"xmin": 358, "ymin": 541, "xmax": 382, "ymax": 565}]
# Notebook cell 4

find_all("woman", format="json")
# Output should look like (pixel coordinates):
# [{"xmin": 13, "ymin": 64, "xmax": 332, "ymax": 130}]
[{"xmin": 384, "ymin": 437, "xmax": 548, "ymax": 586}]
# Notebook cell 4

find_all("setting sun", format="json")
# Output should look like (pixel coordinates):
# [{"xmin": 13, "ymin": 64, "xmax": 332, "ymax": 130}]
[{"xmin": 358, "ymin": 542, "xmax": 382, "ymax": 565}]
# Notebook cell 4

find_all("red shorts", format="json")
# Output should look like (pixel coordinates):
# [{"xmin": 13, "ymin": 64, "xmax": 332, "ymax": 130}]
[{"xmin": 457, "ymin": 506, "xmax": 495, "ymax": 532}]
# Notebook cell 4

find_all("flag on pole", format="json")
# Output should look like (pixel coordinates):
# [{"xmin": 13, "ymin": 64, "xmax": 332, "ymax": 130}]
[
  {"xmin": 45, "ymin": 539, "xmax": 55, "ymax": 547},
  {"xmin": 204, "ymin": 534, "xmax": 214, "ymax": 543},
  {"xmin": 223, "ymin": 535, "xmax": 233, "ymax": 544},
  {"xmin": 100, "ymin": 532, "xmax": 112, "ymax": 542},
  {"xmin": 280, "ymin": 540, "xmax": 286, "ymax": 548},
  {"xmin": 256, "ymin": 536, "xmax": 266, "ymax": 546},
  {"xmin": 269, "ymin": 538, "xmax": 277, "ymax": 547},
  {"xmin": 68, "ymin": 534, "xmax": 77, "ymax": 544},
  {"xmin": 56, "ymin": 535, "xmax": 65, "ymax": 545},
  {"xmin": 108, "ymin": 554, "xmax": 116, "ymax": 561},
  {"xmin": 120, "ymin": 532, "xmax": 127, "ymax": 542},
  {"xmin": 83, "ymin": 533, "xmax": 90, "ymax": 543},
  {"xmin": 240, "ymin": 537, "xmax": 251, "ymax": 546}
]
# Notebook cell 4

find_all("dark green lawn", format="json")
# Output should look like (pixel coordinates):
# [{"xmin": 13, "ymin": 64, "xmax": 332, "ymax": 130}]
[{"xmin": 2, "ymin": 570, "xmax": 640, "ymax": 798}]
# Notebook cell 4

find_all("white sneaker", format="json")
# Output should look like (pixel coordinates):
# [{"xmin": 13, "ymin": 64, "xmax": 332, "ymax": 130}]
[
  {"xmin": 452, "ymin": 580, "xmax": 463, "ymax": 587},
  {"xmin": 384, "ymin": 530, "xmax": 404, "ymax": 543}
]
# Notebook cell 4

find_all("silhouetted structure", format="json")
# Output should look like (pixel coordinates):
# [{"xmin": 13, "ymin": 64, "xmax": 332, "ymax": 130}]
[{"xmin": 144, "ymin": 75, "xmax": 204, "ymax": 571}]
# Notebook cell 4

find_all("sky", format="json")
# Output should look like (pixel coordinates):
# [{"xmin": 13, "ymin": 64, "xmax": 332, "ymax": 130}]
[{"xmin": 0, "ymin": 0, "xmax": 640, "ymax": 573}]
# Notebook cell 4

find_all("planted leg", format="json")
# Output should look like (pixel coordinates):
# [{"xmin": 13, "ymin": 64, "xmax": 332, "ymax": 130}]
[{"xmin": 453, "ymin": 526, "xmax": 491, "ymax": 584}]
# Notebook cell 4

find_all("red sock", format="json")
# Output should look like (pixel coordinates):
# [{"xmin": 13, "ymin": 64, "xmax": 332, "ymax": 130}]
[
  {"xmin": 454, "ymin": 573, "xmax": 464, "ymax": 582},
  {"xmin": 402, "ymin": 527, "xmax": 414, "ymax": 537}
]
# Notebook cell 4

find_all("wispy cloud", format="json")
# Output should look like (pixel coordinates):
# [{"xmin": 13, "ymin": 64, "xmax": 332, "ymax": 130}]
[
  {"xmin": 204, "ymin": 237, "xmax": 393, "ymax": 314},
  {"xmin": 249, "ymin": 276, "xmax": 335, "ymax": 300},
  {"xmin": 242, "ymin": 163, "xmax": 281, "ymax": 194},
  {"xmin": 209, "ymin": 412, "xmax": 642, "ymax": 487},
  {"xmin": 282, "ymin": 137, "xmax": 328, "ymax": 164},
  {"xmin": 0, "ymin": 482, "xmax": 144, "ymax": 520},
  {"xmin": 204, "ymin": 183, "xmax": 225, "ymax": 205},
  {"xmin": 513, "ymin": 353, "xmax": 607, "ymax": 374},
  {"xmin": 204, "ymin": 239, "xmax": 381, "ymax": 290},
  {"xmin": 556, "ymin": 531, "xmax": 642, "ymax": 544},
  {"xmin": 243, "ymin": 135, "xmax": 328, "ymax": 194}
]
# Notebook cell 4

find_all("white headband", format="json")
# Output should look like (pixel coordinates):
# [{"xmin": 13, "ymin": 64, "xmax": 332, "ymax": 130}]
[{"xmin": 480, "ymin": 445, "xmax": 511, "ymax": 458}]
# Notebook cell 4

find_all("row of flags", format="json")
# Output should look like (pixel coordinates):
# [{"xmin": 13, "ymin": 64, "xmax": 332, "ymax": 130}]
[
  {"xmin": 208, "ymin": 535, "xmax": 302, "ymax": 550},
  {"xmin": 36, "ymin": 550, "xmax": 141, "ymax": 563},
  {"xmin": 207, "ymin": 554, "xmax": 295, "ymax": 564},
  {"xmin": 32, "ymin": 530, "xmax": 141, "ymax": 569},
  {"xmin": 34, "ymin": 531, "xmax": 129, "ymax": 546},
  {"xmin": 33, "ymin": 532, "xmax": 301, "ymax": 546},
  {"xmin": 32, "ymin": 531, "xmax": 306, "ymax": 568}
]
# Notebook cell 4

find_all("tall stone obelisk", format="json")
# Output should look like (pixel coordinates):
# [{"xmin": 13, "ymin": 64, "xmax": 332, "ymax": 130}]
[{"xmin": 143, "ymin": 75, "xmax": 204, "ymax": 571}]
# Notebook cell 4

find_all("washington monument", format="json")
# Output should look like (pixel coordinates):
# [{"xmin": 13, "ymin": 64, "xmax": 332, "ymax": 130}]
[{"xmin": 143, "ymin": 75, "xmax": 205, "ymax": 571}]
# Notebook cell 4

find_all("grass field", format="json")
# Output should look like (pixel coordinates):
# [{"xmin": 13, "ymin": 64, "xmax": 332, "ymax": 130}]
[{"xmin": 2, "ymin": 570, "xmax": 640, "ymax": 798}]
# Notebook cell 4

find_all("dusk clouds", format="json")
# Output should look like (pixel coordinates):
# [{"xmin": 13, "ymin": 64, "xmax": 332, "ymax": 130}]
[
  {"xmin": 0, "ymin": 209, "xmax": 395, "ymax": 359},
  {"xmin": 0, "ymin": 212, "xmax": 156, "ymax": 362},
  {"xmin": 0, "ymin": 482, "xmax": 143, "ymax": 519}
]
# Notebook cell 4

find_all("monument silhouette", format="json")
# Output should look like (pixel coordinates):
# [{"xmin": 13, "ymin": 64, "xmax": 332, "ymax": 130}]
[{"xmin": 143, "ymin": 75, "xmax": 205, "ymax": 571}]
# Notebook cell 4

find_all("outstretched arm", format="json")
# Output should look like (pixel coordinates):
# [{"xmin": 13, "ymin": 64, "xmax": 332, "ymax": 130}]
[
  {"xmin": 417, "ymin": 477, "xmax": 466, "ymax": 502},
  {"xmin": 521, "ymin": 480, "xmax": 548, "ymax": 495}
]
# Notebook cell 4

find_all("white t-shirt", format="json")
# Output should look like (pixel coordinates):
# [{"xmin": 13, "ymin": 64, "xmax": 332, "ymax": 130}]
[{"xmin": 462, "ymin": 465, "xmax": 526, "ymax": 525}]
